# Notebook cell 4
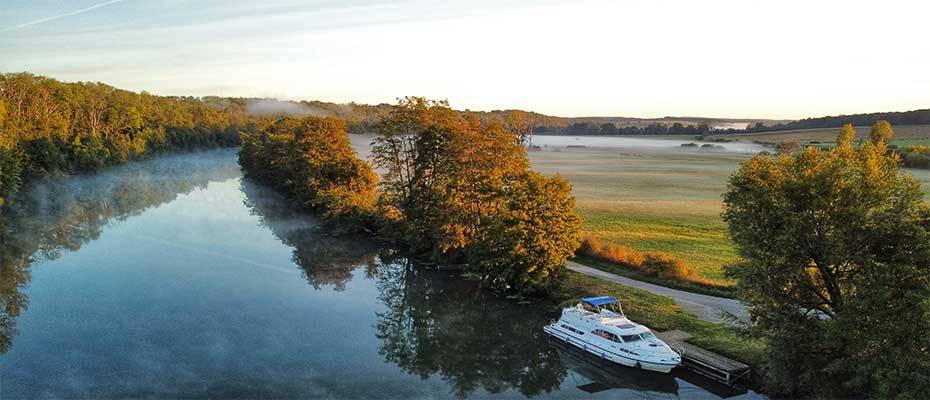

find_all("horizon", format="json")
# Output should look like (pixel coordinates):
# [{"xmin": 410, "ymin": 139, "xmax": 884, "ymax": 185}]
[{"xmin": 2, "ymin": 0, "xmax": 929, "ymax": 119}]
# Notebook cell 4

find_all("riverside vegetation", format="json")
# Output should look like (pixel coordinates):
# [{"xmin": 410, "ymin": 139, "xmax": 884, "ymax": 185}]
[
  {"xmin": 240, "ymin": 97, "xmax": 582, "ymax": 294},
  {"xmin": 724, "ymin": 122, "xmax": 930, "ymax": 398},
  {"xmin": 0, "ymin": 73, "xmax": 259, "ymax": 208}
]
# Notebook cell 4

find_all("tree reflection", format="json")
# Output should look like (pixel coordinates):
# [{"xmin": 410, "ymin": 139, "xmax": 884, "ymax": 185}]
[
  {"xmin": 0, "ymin": 150, "xmax": 241, "ymax": 354},
  {"xmin": 374, "ymin": 256, "xmax": 567, "ymax": 398},
  {"xmin": 239, "ymin": 179, "xmax": 380, "ymax": 291}
]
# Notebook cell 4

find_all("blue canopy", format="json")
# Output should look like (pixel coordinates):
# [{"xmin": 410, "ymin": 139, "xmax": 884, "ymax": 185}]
[{"xmin": 581, "ymin": 296, "xmax": 621, "ymax": 307}]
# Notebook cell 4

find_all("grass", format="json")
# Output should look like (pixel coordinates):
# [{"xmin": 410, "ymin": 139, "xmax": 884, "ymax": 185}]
[
  {"xmin": 529, "ymin": 147, "xmax": 745, "ymax": 286},
  {"xmin": 572, "ymin": 255, "xmax": 735, "ymax": 298},
  {"xmin": 529, "ymin": 133, "xmax": 930, "ymax": 290},
  {"xmin": 552, "ymin": 270, "xmax": 765, "ymax": 367}
]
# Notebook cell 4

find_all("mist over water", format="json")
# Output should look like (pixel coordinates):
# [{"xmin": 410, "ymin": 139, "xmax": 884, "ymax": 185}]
[{"xmin": 0, "ymin": 149, "xmax": 760, "ymax": 399}]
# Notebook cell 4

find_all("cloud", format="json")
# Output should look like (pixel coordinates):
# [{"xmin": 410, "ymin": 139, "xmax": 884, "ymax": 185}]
[{"xmin": 0, "ymin": 0, "xmax": 129, "ymax": 33}]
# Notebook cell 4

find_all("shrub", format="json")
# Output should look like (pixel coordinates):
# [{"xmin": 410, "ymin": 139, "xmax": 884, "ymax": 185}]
[{"xmin": 577, "ymin": 236, "xmax": 702, "ymax": 282}]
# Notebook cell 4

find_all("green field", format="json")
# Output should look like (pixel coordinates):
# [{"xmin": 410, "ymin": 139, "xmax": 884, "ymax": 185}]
[
  {"xmin": 530, "ymin": 134, "xmax": 930, "ymax": 287},
  {"xmin": 529, "ymin": 146, "xmax": 746, "ymax": 284}
]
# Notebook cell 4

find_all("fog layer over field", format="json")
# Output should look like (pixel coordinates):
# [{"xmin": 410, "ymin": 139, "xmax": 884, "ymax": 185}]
[{"xmin": 530, "ymin": 135, "xmax": 768, "ymax": 154}]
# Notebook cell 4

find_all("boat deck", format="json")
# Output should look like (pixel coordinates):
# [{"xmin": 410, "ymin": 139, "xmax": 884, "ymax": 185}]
[{"xmin": 655, "ymin": 330, "xmax": 750, "ymax": 385}]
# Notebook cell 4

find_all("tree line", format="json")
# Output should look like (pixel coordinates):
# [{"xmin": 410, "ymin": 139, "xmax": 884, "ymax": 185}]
[
  {"xmin": 723, "ymin": 121, "xmax": 930, "ymax": 398},
  {"xmin": 0, "ymin": 73, "xmax": 258, "ymax": 207},
  {"xmin": 534, "ymin": 121, "xmax": 712, "ymax": 136},
  {"xmin": 719, "ymin": 108, "xmax": 929, "ymax": 134},
  {"xmin": 239, "ymin": 97, "xmax": 582, "ymax": 294}
]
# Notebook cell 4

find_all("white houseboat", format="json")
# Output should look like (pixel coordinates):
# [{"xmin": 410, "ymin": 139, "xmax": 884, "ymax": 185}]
[{"xmin": 544, "ymin": 296, "xmax": 681, "ymax": 373}]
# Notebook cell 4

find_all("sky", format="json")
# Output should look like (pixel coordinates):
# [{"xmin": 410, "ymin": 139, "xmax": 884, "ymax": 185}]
[{"xmin": 0, "ymin": 0, "xmax": 928, "ymax": 119}]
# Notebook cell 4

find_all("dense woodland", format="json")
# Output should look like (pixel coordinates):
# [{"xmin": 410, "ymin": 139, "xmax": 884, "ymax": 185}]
[{"xmin": 0, "ymin": 73, "xmax": 257, "ymax": 207}]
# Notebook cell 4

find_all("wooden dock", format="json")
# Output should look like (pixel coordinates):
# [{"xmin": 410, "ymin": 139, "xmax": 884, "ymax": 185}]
[{"xmin": 656, "ymin": 330, "xmax": 751, "ymax": 385}]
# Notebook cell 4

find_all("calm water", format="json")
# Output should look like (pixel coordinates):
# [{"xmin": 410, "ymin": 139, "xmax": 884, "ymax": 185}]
[{"xmin": 0, "ymin": 149, "xmax": 761, "ymax": 399}]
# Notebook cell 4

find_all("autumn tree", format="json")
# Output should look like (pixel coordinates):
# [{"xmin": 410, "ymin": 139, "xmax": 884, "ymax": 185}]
[
  {"xmin": 723, "ymin": 121, "xmax": 930, "ymax": 398},
  {"xmin": 868, "ymin": 119, "xmax": 894, "ymax": 143},
  {"xmin": 371, "ymin": 97, "xmax": 581, "ymax": 293},
  {"xmin": 240, "ymin": 116, "xmax": 378, "ymax": 226}
]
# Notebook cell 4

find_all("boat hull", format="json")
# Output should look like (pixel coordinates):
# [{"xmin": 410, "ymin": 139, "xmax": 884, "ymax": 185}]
[{"xmin": 544, "ymin": 324, "xmax": 679, "ymax": 373}]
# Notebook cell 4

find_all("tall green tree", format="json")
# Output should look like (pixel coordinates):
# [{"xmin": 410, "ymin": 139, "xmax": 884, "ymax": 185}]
[{"xmin": 723, "ymin": 121, "xmax": 930, "ymax": 398}]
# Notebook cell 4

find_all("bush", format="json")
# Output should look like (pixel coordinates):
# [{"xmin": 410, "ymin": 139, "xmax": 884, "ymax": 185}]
[{"xmin": 577, "ymin": 236, "xmax": 699, "ymax": 281}]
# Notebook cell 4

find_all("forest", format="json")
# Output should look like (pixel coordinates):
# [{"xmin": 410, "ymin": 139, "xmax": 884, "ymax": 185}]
[{"xmin": 0, "ymin": 73, "xmax": 257, "ymax": 207}]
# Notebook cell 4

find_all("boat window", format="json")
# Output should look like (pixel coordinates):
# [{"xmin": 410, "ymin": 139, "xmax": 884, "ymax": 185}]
[
  {"xmin": 592, "ymin": 329, "xmax": 621, "ymax": 343},
  {"xmin": 621, "ymin": 334, "xmax": 642, "ymax": 343},
  {"xmin": 640, "ymin": 332, "xmax": 655, "ymax": 340},
  {"xmin": 562, "ymin": 324, "xmax": 584, "ymax": 335}
]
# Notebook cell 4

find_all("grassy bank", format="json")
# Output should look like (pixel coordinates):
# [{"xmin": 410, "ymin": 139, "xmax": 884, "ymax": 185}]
[
  {"xmin": 571, "ymin": 255, "xmax": 735, "ymax": 298},
  {"xmin": 552, "ymin": 270, "xmax": 764, "ymax": 367}
]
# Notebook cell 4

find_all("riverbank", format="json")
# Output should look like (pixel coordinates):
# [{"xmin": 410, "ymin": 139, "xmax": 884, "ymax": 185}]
[{"xmin": 552, "ymin": 269, "xmax": 764, "ymax": 370}]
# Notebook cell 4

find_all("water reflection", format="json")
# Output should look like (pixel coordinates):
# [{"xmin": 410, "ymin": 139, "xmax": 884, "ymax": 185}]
[
  {"xmin": 239, "ymin": 179, "xmax": 380, "ymax": 290},
  {"xmin": 373, "ymin": 257, "xmax": 567, "ymax": 398},
  {"xmin": 0, "ymin": 149, "xmax": 241, "ymax": 353}
]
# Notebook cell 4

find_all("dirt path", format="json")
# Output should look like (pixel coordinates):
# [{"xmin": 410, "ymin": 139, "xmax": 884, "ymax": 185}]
[{"xmin": 565, "ymin": 261, "xmax": 749, "ymax": 325}]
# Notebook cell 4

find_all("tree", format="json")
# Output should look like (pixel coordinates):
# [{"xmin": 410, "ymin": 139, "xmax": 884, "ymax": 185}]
[
  {"xmin": 371, "ymin": 98, "xmax": 582, "ymax": 293},
  {"xmin": 240, "ymin": 116, "xmax": 378, "ymax": 225},
  {"xmin": 723, "ymin": 123, "xmax": 930, "ymax": 398},
  {"xmin": 836, "ymin": 123, "xmax": 856, "ymax": 150},
  {"xmin": 868, "ymin": 119, "xmax": 894, "ymax": 144},
  {"xmin": 468, "ymin": 171, "xmax": 581, "ymax": 292}
]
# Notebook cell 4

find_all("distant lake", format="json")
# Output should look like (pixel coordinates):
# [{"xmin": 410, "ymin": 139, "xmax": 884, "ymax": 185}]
[{"xmin": 0, "ymin": 149, "xmax": 761, "ymax": 399}]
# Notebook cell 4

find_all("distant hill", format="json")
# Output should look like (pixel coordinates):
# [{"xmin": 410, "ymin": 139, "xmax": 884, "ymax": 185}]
[{"xmin": 719, "ymin": 109, "xmax": 929, "ymax": 134}]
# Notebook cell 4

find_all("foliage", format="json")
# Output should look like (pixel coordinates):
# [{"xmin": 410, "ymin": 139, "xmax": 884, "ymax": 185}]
[
  {"xmin": 576, "ymin": 236, "xmax": 731, "ymax": 293},
  {"xmin": 723, "ymin": 121, "xmax": 930, "ymax": 398},
  {"xmin": 0, "ymin": 73, "xmax": 254, "ymax": 208},
  {"xmin": 371, "ymin": 97, "xmax": 582, "ymax": 293},
  {"xmin": 239, "ymin": 116, "xmax": 378, "ymax": 226},
  {"xmin": 468, "ymin": 171, "xmax": 581, "ymax": 293}
]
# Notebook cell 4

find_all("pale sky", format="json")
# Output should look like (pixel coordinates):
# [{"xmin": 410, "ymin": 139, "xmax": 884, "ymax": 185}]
[{"xmin": 1, "ymin": 0, "xmax": 928, "ymax": 119}]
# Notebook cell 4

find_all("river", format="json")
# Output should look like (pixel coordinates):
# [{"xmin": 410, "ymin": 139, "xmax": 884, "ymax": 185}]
[{"xmin": 0, "ymin": 149, "xmax": 761, "ymax": 399}]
